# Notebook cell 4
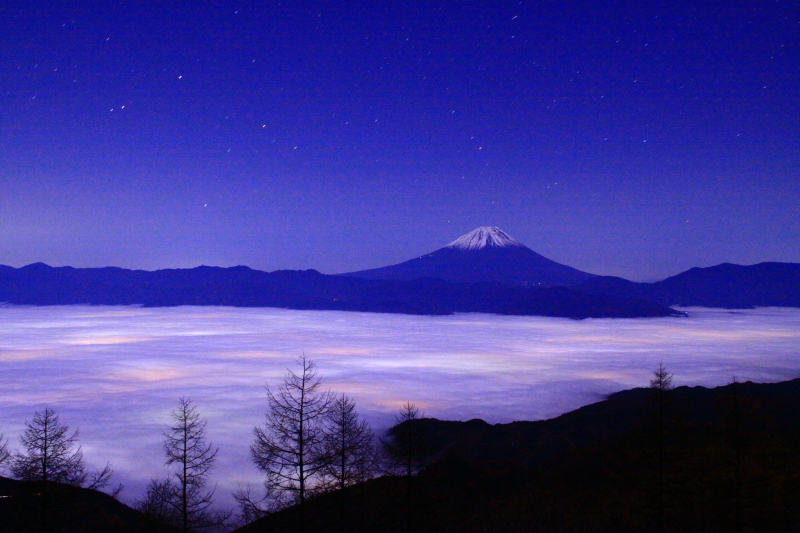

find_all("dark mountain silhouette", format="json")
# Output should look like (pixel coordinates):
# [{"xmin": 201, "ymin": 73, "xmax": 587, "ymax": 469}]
[
  {"xmin": 5, "ymin": 229, "xmax": 794, "ymax": 315},
  {"xmin": 0, "ymin": 262, "xmax": 679, "ymax": 318},
  {"xmin": 393, "ymin": 378, "xmax": 800, "ymax": 468},
  {"xmin": 0, "ymin": 476, "xmax": 177, "ymax": 532},
  {"xmin": 236, "ymin": 378, "xmax": 800, "ymax": 533},
  {"xmin": 341, "ymin": 227, "xmax": 800, "ymax": 309},
  {"xmin": 578, "ymin": 261, "xmax": 800, "ymax": 308},
  {"xmin": 342, "ymin": 226, "xmax": 597, "ymax": 287}
]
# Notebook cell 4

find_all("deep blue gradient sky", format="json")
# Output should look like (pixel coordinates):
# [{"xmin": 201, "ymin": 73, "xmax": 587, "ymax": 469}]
[{"xmin": 2, "ymin": 1, "xmax": 798, "ymax": 280}]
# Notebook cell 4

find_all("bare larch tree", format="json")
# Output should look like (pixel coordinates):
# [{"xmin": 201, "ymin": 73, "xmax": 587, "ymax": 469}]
[
  {"xmin": 161, "ymin": 397, "xmax": 226, "ymax": 533},
  {"xmin": 322, "ymin": 393, "xmax": 376, "ymax": 532},
  {"xmin": 251, "ymin": 355, "xmax": 331, "ymax": 531},
  {"xmin": 0, "ymin": 431, "xmax": 9, "ymax": 468},
  {"xmin": 382, "ymin": 402, "xmax": 431, "ymax": 533},
  {"xmin": 10, "ymin": 406, "xmax": 113, "ymax": 532}
]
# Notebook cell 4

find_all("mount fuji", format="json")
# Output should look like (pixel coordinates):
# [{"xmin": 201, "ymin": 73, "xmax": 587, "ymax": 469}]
[
  {"xmin": 342, "ymin": 226, "xmax": 597, "ymax": 287},
  {"xmin": 1, "ymin": 226, "xmax": 794, "ymax": 316}
]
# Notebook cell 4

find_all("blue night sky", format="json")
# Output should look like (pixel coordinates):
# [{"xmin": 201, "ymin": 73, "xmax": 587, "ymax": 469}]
[{"xmin": 1, "ymin": 1, "xmax": 798, "ymax": 281}]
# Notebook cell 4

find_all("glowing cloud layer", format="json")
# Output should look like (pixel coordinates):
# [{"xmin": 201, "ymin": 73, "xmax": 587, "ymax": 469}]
[{"xmin": 1, "ymin": 305, "xmax": 799, "ymax": 509}]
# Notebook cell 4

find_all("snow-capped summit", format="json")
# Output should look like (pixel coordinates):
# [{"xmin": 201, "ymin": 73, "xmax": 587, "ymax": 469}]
[
  {"xmin": 446, "ymin": 226, "xmax": 523, "ymax": 250},
  {"xmin": 342, "ymin": 226, "xmax": 598, "ymax": 287}
]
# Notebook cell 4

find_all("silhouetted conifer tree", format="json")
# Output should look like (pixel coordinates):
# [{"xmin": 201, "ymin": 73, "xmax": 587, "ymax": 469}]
[
  {"xmin": 139, "ymin": 398, "xmax": 229, "ymax": 532},
  {"xmin": 11, "ymin": 407, "xmax": 113, "ymax": 532},
  {"xmin": 322, "ymin": 393, "xmax": 376, "ymax": 533},
  {"xmin": 0, "ymin": 431, "xmax": 9, "ymax": 467},
  {"xmin": 251, "ymin": 355, "xmax": 332, "ymax": 532},
  {"xmin": 382, "ymin": 402, "xmax": 431, "ymax": 533}
]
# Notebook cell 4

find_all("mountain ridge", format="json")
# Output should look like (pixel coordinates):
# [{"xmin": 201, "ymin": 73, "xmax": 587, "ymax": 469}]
[
  {"xmin": 0, "ymin": 262, "xmax": 680, "ymax": 318},
  {"xmin": 2, "ymin": 227, "xmax": 797, "ymax": 313},
  {"xmin": 341, "ymin": 226, "xmax": 800, "ymax": 309},
  {"xmin": 235, "ymin": 377, "xmax": 800, "ymax": 532},
  {"xmin": 342, "ymin": 226, "xmax": 598, "ymax": 287},
  {"xmin": 577, "ymin": 261, "xmax": 800, "ymax": 308}
]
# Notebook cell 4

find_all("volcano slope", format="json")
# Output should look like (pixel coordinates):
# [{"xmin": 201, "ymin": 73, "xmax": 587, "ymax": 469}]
[{"xmin": 343, "ymin": 226, "xmax": 598, "ymax": 287}]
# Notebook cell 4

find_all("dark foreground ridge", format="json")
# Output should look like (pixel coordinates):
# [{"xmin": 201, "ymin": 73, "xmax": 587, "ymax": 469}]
[
  {"xmin": 2, "ymin": 378, "xmax": 798, "ymax": 531},
  {"xmin": 237, "ymin": 378, "xmax": 800, "ymax": 533},
  {"xmin": 0, "ymin": 477, "xmax": 177, "ymax": 532},
  {"xmin": 0, "ymin": 263, "xmax": 679, "ymax": 318}
]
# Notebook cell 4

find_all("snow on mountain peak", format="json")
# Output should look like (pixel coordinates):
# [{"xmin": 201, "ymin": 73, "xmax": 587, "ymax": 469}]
[{"xmin": 446, "ymin": 227, "xmax": 524, "ymax": 251}]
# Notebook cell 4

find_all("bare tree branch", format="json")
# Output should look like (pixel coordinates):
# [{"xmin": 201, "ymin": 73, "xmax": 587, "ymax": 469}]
[
  {"xmin": 250, "ymin": 354, "xmax": 332, "ymax": 529},
  {"xmin": 10, "ymin": 407, "xmax": 113, "ymax": 489},
  {"xmin": 139, "ymin": 398, "xmax": 230, "ymax": 532},
  {"xmin": 0, "ymin": 431, "xmax": 10, "ymax": 470},
  {"xmin": 322, "ymin": 393, "xmax": 377, "ymax": 493},
  {"xmin": 10, "ymin": 407, "xmax": 117, "ymax": 532}
]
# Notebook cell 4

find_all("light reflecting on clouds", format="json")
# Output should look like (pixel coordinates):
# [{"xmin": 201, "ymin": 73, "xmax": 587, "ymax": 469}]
[{"xmin": 1, "ymin": 305, "xmax": 799, "ymax": 509}]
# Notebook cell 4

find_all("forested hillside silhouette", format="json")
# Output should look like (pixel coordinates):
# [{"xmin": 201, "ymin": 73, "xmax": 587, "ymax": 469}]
[
  {"xmin": 238, "ymin": 372, "xmax": 800, "ymax": 532},
  {"xmin": 3, "ymin": 365, "xmax": 800, "ymax": 532}
]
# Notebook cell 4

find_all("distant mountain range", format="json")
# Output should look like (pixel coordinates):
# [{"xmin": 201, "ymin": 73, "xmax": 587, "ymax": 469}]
[
  {"xmin": 0, "ymin": 262, "xmax": 676, "ymax": 319},
  {"xmin": 1, "ymin": 226, "xmax": 797, "ymax": 317},
  {"xmin": 343, "ymin": 226, "xmax": 800, "ymax": 310},
  {"xmin": 576, "ymin": 262, "xmax": 800, "ymax": 308}
]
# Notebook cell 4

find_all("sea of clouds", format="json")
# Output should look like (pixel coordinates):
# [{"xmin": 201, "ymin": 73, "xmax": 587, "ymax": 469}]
[{"xmin": 1, "ymin": 305, "xmax": 799, "ymax": 509}]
